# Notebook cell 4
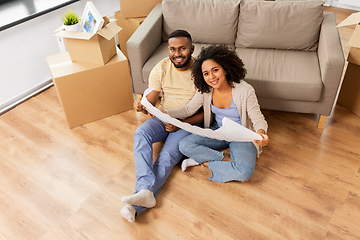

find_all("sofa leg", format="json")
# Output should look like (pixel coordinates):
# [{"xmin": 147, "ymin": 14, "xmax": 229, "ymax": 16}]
[{"xmin": 317, "ymin": 115, "xmax": 327, "ymax": 129}]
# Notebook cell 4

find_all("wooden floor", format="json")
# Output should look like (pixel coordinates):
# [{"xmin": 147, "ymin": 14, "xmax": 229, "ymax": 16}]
[{"xmin": 1, "ymin": 6, "xmax": 360, "ymax": 240}]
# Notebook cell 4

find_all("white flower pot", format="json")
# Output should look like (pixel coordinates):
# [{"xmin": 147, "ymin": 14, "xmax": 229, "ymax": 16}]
[{"xmin": 63, "ymin": 22, "xmax": 80, "ymax": 32}]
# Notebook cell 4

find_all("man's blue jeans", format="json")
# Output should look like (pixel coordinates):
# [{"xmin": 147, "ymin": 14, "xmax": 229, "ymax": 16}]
[
  {"xmin": 132, "ymin": 117, "xmax": 191, "ymax": 215},
  {"xmin": 179, "ymin": 123, "xmax": 257, "ymax": 183}
]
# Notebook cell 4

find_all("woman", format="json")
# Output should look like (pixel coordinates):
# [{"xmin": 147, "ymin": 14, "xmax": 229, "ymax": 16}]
[{"xmin": 166, "ymin": 45, "xmax": 269, "ymax": 183}]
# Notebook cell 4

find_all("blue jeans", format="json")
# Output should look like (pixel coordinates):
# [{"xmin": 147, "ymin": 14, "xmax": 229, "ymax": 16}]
[
  {"xmin": 132, "ymin": 117, "xmax": 191, "ymax": 215},
  {"xmin": 179, "ymin": 123, "xmax": 257, "ymax": 183}
]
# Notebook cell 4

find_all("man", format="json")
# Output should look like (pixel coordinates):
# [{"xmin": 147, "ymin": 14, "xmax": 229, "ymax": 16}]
[{"xmin": 121, "ymin": 29, "xmax": 203, "ymax": 222}]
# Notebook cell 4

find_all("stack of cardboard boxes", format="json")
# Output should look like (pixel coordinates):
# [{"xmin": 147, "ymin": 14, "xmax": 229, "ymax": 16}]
[
  {"xmin": 47, "ymin": 18, "xmax": 134, "ymax": 128},
  {"xmin": 337, "ymin": 13, "xmax": 360, "ymax": 118},
  {"xmin": 115, "ymin": 0, "xmax": 162, "ymax": 58}
]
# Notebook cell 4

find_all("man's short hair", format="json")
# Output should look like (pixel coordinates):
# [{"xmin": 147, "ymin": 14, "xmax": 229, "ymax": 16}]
[{"xmin": 168, "ymin": 29, "xmax": 192, "ymax": 42}]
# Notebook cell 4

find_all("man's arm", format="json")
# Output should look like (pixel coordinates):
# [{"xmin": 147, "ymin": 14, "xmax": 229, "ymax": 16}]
[
  {"xmin": 182, "ymin": 109, "xmax": 204, "ymax": 125},
  {"xmin": 164, "ymin": 108, "xmax": 204, "ymax": 132},
  {"xmin": 134, "ymin": 59, "xmax": 162, "ymax": 114},
  {"xmin": 146, "ymin": 90, "xmax": 160, "ymax": 106}
]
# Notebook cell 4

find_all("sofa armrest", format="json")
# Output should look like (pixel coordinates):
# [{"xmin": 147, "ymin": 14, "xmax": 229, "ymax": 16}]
[
  {"xmin": 126, "ymin": 3, "xmax": 163, "ymax": 94},
  {"xmin": 317, "ymin": 12, "xmax": 345, "ymax": 116}
]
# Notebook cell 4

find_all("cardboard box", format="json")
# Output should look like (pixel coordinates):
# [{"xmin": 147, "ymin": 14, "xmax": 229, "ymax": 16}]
[
  {"xmin": 115, "ymin": 11, "xmax": 145, "ymax": 58},
  {"xmin": 119, "ymin": 0, "xmax": 161, "ymax": 19},
  {"xmin": 55, "ymin": 21, "xmax": 122, "ymax": 65},
  {"xmin": 46, "ymin": 48, "xmax": 133, "ymax": 128},
  {"xmin": 336, "ymin": 13, "xmax": 360, "ymax": 117},
  {"xmin": 347, "ymin": 46, "xmax": 360, "ymax": 66},
  {"xmin": 338, "ymin": 63, "xmax": 360, "ymax": 117}
]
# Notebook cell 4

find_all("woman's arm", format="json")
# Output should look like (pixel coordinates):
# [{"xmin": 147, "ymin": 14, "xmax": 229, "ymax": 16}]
[
  {"xmin": 244, "ymin": 87, "xmax": 269, "ymax": 146},
  {"xmin": 166, "ymin": 90, "xmax": 204, "ymax": 118},
  {"xmin": 246, "ymin": 88, "xmax": 268, "ymax": 133}
]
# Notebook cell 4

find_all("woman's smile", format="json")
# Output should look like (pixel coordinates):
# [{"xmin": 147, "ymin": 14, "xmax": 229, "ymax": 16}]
[{"xmin": 210, "ymin": 79, "xmax": 219, "ymax": 86}]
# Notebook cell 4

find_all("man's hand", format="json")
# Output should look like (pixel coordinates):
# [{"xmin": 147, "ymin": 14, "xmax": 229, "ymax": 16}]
[
  {"xmin": 134, "ymin": 90, "xmax": 161, "ymax": 116},
  {"xmin": 133, "ymin": 98, "xmax": 148, "ymax": 115},
  {"xmin": 163, "ymin": 122, "xmax": 180, "ymax": 132}
]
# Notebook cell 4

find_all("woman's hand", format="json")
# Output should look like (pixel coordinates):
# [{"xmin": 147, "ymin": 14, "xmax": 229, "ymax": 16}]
[{"xmin": 255, "ymin": 129, "xmax": 269, "ymax": 147}]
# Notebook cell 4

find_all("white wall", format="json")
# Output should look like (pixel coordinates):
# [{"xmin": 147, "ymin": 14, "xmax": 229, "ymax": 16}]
[
  {"xmin": 327, "ymin": 0, "xmax": 360, "ymax": 10},
  {"xmin": 0, "ymin": 0, "xmax": 120, "ymax": 114}
]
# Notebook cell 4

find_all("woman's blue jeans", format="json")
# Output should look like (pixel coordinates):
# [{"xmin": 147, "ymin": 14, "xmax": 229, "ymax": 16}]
[{"xmin": 179, "ymin": 123, "xmax": 257, "ymax": 183}]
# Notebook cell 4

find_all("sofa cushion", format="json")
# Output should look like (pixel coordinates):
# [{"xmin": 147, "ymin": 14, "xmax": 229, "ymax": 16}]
[
  {"xmin": 236, "ymin": 48, "xmax": 322, "ymax": 101},
  {"xmin": 236, "ymin": 1, "xmax": 324, "ymax": 51},
  {"xmin": 162, "ymin": 0, "xmax": 240, "ymax": 45}
]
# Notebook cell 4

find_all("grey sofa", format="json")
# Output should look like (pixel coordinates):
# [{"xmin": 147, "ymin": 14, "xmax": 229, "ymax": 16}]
[{"xmin": 126, "ymin": 0, "xmax": 344, "ymax": 128}]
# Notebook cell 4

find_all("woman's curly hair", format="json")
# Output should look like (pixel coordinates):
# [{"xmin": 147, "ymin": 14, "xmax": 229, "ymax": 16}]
[{"xmin": 191, "ymin": 45, "xmax": 246, "ymax": 93}]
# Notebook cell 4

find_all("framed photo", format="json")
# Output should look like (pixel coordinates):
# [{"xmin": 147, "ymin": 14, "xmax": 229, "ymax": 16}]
[{"xmin": 80, "ymin": 1, "xmax": 104, "ymax": 33}]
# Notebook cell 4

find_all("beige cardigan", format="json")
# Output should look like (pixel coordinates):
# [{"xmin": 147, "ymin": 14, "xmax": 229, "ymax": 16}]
[{"xmin": 167, "ymin": 80, "xmax": 268, "ymax": 154}]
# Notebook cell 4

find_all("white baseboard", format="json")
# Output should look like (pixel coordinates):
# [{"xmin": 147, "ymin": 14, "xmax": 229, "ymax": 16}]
[{"xmin": 0, "ymin": 80, "xmax": 54, "ymax": 115}]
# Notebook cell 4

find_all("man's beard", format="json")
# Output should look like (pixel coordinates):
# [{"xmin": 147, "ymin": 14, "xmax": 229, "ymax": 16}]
[{"xmin": 171, "ymin": 55, "xmax": 191, "ymax": 69}]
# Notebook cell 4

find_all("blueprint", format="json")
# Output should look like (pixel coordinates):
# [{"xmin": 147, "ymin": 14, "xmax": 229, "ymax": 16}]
[{"xmin": 141, "ymin": 88, "xmax": 262, "ymax": 142}]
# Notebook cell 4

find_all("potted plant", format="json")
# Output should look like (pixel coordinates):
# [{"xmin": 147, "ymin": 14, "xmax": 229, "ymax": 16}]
[{"xmin": 61, "ymin": 10, "xmax": 80, "ymax": 32}]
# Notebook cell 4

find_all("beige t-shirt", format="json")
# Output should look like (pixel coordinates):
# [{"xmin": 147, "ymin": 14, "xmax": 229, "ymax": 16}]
[{"xmin": 148, "ymin": 57, "xmax": 196, "ymax": 111}]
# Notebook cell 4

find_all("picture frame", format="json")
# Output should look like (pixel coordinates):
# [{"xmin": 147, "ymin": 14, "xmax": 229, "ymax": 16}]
[{"xmin": 80, "ymin": 1, "xmax": 104, "ymax": 33}]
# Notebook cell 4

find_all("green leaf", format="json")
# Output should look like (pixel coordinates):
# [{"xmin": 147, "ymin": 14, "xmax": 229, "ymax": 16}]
[{"xmin": 61, "ymin": 10, "xmax": 80, "ymax": 25}]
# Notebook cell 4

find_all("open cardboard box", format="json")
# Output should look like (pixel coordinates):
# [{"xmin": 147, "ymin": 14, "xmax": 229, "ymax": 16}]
[
  {"xmin": 337, "ymin": 12, "xmax": 360, "ymax": 63},
  {"xmin": 119, "ymin": 0, "xmax": 161, "ymax": 19},
  {"xmin": 55, "ymin": 17, "xmax": 122, "ymax": 65},
  {"xmin": 115, "ymin": 11, "xmax": 146, "ymax": 58},
  {"xmin": 337, "ymin": 12, "xmax": 360, "ymax": 117},
  {"xmin": 46, "ymin": 47, "xmax": 133, "ymax": 128}
]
